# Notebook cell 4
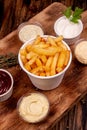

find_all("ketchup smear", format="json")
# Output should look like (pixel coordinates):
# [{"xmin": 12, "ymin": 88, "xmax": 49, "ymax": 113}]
[{"xmin": 0, "ymin": 70, "xmax": 11, "ymax": 95}]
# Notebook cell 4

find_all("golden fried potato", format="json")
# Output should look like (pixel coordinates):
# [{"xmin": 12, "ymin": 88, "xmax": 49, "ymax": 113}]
[{"xmin": 20, "ymin": 35, "xmax": 70, "ymax": 76}]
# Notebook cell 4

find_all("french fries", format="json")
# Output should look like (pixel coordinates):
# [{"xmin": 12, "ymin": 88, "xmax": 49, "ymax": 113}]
[
  {"xmin": 20, "ymin": 35, "xmax": 70, "ymax": 76},
  {"xmin": 50, "ymin": 53, "xmax": 59, "ymax": 76}
]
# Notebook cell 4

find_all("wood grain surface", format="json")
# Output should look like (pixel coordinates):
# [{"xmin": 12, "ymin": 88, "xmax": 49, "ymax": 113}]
[
  {"xmin": 0, "ymin": 2, "xmax": 87, "ymax": 130},
  {"xmin": 0, "ymin": 0, "xmax": 53, "ymax": 39}
]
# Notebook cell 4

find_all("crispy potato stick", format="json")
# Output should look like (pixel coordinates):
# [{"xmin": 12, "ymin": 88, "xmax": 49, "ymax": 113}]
[
  {"xmin": 57, "ymin": 42, "xmax": 67, "ymax": 50},
  {"xmin": 47, "ymin": 37, "xmax": 57, "ymax": 47},
  {"xmin": 57, "ymin": 51, "xmax": 66, "ymax": 68},
  {"xmin": 20, "ymin": 55, "xmax": 27, "ymax": 64},
  {"xmin": 26, "ymin": 44, "xmax": 33, "ymax": 52},
  {"xmin": 20, "ymin": 49, "xmax": 27, "ymax": 56},
  {"xmin": 64, "ymin": 50, "xmax": 70, "ymax": 66},
  {"xmin": 24, "ymin": 62, "xmax": 31, "ymax": 71},
  {"xmin": 31, "ymin": 66, "xmax": 44, "ymax": 74},
  {"xmin": 55, "ymin": 35, "xmax": 63, "ymax": 42},
  {"xmin": 26, "ymin": 51, "xmax": 37, "ymax": 60},
  {"xmin": 32, "ymin": 42, "xmax": 50, "ymax": 48},
  {"xmin": 40, "ymin": 72, "xmax": 46, "ymax": 76},
  {"xmin": 39, "ymin": 55, "xmax": 47, "ymax": 64},
  {"xmin": 31, "ymin": 46, "xmax": 61, "ymax": 56},
  {"xmin": 30, "ymin": 63, "xmax": 37, "ymax": 69},
  {"xmin": 51, "ymin": 53, "xmax": 59, "ymax": 75},
  {"xmin": 28, "ymin": 56, "xmax": 37, "ymax": 65},
  {"xmin": 34, "ymin": 35, "xmax": 42, "ymax": 44},
  {"xmin": 36, "ymin": 58, "xmax": 42, "ymax": 66},
  {"xmin": 45, "ymin": 71, "xmax": 50, "ymax": 76},
  {"xmin": 56, "ymin": 67, "xmax": 63, "ymax": 73},
  {"xmin": 45, "ymin": 56, "xmax": 53, "ymax": 71}
]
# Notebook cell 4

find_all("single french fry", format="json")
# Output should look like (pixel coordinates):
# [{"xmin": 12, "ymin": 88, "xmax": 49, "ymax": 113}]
[
  {"xmin": 20, "ymin": 55, "xmax": 27, "ymax": 65},
  {"xmin": 33, "ymin": 42, "xmax": 50, "ymax": 49},
  {"xmin": 24, "ymin": 62, "xmax": 31, "ymax": 71},
  {"xmin": 31, "ymin": 46, "xmax": 61, "ymax": 56},
  {"xmin": 50, "ymin": 53, "xmax": 59, "ymax": 75},
  {"xmin": 30, "ymin": 63, "xmax": 37, "ymax": 69},
  {"xmin": 57, "ymin": 41, "xmax": 67, "ymax": 50},
  {"xmin": 39, "ymin": 55, "xmax": 47, "ymax": 64},
  {"xmin": 40, "ymin": 72, "xmax": 46, "ymax": 76},
  {"xmin": 64, "ymin": 50, "xmax": 70, "ymax": 66},
  {"xmin": 47, "ymin": 37, "xmax": 57, "ymax": 47},
  {"xmin": 45, "ymin": 71, "xmax": 50, "ymax": 76},
  {"xmin": 55, "ymin": 35, "xmax": 63, "ymax": 42},
  {"xmin": 57, "ymin": 51, "xmax": 66, "ymax": 68},
  {"xmin": 28, "ymin": 56, "xmax": 37, "ymax": 65},
  {"xmin": 20, "ymin": 49, "xmax": 27, "ymax": 56},
  {"xmin": 26, "ymin": 51, "xmax": 37, "ymax": 60},
  {"xmin": 34, "ymin": 35, "xmax": 42, "ymax": 44},
  {"xmin": 36, "ymin": 58, "xmax": 42, "ymax": 67},
  {"xmin": 26, "ymin": 44, "xmax": 33, "ymax": 52},
  {"xmin": 45, "ymin": 56, "xmax": 53, "ymax": 71},
  {"xmin": 56, "ymin": 67, "xmax": 63, "ymax": 73},
  {"xmin": 31, "ymin": 66, "xmax": 44, "ymax": 74}
]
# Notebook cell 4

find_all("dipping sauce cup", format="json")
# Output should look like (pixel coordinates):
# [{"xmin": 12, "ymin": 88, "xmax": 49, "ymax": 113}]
[
  {"xmin": 74, "ymin": 38, "xmax": 87, "ymax": 64},
  {"xmin": 54, "ymin": 16, "xmax": 83, "ymax": 45},
  {"xmin": 0, "ymin": 69, "xmax": 13, "ymax": 102},
  {"xmin": 17, "ymin": 92, "xmax": 50, "ymax": 123},
  {"xmin": 18, "ymin": 22, "xmax": 44, "ymax": 43}
]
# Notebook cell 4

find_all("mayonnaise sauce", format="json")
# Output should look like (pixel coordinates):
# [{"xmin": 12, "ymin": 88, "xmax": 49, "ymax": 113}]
[
  {"xmin": 18, "ymin": 93, "xmax": 49, "ymax": 123},
  {"xmin": 75, "ymin": 40, "xmax": 87, "ymax": 64},
  {"xmin": 18, "ymin": 24, "xmax": 44, "ymax": 42}
]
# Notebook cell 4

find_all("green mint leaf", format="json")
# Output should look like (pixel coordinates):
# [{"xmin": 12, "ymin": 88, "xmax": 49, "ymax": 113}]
[
  {"xmin": 73, "ymin": 7, "xmax": 83, "ymax": 19},
  {"xmin": 63, "ymin": 7, "xmax": 72, "ymax": 18},
  {"xmin": 71, "ymin": 17, "xmax": 79, "ymax": 23},
  {"xmin": 63, "ymin": 6, "xmax": 83, "ymax": 23}
]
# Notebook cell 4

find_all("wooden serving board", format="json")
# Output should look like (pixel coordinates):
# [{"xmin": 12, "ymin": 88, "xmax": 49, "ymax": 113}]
[{"xmin": 0, "ymin": 2, "xmax": 87, "ymax": 130}]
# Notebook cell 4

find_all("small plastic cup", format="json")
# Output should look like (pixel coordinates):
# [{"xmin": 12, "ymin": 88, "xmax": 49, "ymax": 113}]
[
  {"xmin": 54, "ymin": 16, "xmax": 83, "ymax": 45},
  {"xmin": 17, "ymin": 92, "xmax": 50, "ymax": 123},
  {"xmin": 0, "ymin": 69, "xmax": 14, "ymax": 102},
  {"xmin": 18, "ymin": 22, "xmax": 44, "ymax": 43},
  {"xmin": 74, "ymin": 38, "xmax": 87, "ymax": 64}
]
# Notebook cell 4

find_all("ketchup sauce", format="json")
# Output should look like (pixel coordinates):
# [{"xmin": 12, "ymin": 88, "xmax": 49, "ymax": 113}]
[{"xmin": 0, "ymin": 70, "xmax": 11, "ymax": 95}]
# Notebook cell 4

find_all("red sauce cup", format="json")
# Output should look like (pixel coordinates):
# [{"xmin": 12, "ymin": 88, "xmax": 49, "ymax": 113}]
[{"xmin": 0, "ymin": 69, "xmax": 14, "ymax": 102}]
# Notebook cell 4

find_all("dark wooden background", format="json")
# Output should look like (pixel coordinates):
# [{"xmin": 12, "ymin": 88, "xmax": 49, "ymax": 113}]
[
  {"xmin": 0, "ymin": 0, "xmax": 87, "ymax": 39},
  {"xmin": 0, "ymin": 0, "xmax": 87, "ymax": 130}
]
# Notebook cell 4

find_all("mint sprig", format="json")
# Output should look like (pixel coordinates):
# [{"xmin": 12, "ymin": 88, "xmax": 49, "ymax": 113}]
[
  {"xmin": 63, "ymin": 7, "xmax": 83, "ymax": 23},
  {"xmin": 63, "ymin": 7, "xmax": 72, "ymax": 18}
]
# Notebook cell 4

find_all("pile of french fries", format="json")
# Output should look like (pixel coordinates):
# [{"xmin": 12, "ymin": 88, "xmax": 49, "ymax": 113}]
[{"xmin": 20, "ymin": 35, "xmax": 70, "ymax": 76}]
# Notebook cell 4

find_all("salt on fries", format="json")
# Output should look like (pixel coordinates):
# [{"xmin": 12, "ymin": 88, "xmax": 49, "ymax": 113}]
[{"xmin": 20, "ymin": 35, "xmax": 70, "ymax": 76}]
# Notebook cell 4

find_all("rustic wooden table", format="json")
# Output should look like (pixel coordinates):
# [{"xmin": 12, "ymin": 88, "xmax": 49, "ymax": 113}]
[{"xmin": 0, "ymin": 2, "xmax": 87, "ymax": 130}]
